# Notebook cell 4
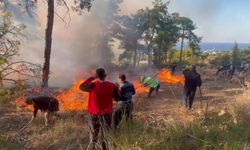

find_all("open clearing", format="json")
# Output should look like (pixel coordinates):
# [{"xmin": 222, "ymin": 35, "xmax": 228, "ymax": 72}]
[{"xmin": 0, "ymin": 69, "xmax": 249, "ymax": 149}]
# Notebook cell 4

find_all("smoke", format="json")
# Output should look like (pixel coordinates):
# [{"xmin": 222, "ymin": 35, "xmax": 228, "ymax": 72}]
[
  {"xmin": 168, "ymin": 0, "xmax": 225, "ymax": 21},
  {"xmin": 119, "ymin": 0, "xmax": 152, "ymax": 15},
  {"xmin": 3, "ymin": 0, "xmax": 241, "ymax": 87},
  {"xmin": 5, "ymin": 0, "xmax": 123, "ymax": 87}
]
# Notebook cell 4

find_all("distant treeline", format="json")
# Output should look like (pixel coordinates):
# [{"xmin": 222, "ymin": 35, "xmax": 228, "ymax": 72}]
[{"xmin": 176, "ymin": 42, "xmax": 250, "ymax": 52}]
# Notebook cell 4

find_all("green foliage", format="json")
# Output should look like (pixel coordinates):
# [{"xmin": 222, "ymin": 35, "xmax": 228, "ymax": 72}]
[
  {"xmin": 0, "ymin": 81, "xmax": 26, "ymax": 106},
  {"xmin": 209, "ymin": 53, "xmax": 231, "ymax": 66},
  {"xmin": 0, "ymin": 11, "xmax": 42, "ymax": 88},
  {"xmin": 173, "ymin": 13, "xmax": 201, "ymax": 63},
  {"xmin": 109, "ymin": 113, "xmax": 250, "ymax": 149},
  {"xmin": 208, "ymin": 43, "xmax": 250, "ymax": 67},
  {"xmin": 116, "ymin": 0, "xmax": 201, "ymax": 67},
  {"xmin": 232, "ymin": 43, "xmax": 241, "ymax": 67},
  {"xmin": 0, "ymin": 136, "xmax": 23, "ymax": 150},
  {"xmin": 240, "ymin": 47, "xmax": 250, "ymax": 61},
  {"xmin": 115, "ymin": 13, "xmax": 146, "ymax": 66},
  {"xmin": 170, "ymin": 48, "xmax": 205, "ymax": 66}
]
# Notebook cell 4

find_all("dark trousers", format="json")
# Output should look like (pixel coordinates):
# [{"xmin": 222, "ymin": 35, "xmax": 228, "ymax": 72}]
[
  {"xmin": 113, "ymin": 101, "xmax": 133, "ymax": 128},
  {"xmin": 88, "ymin": 114, "xmax": 112, "ymax": 150},
  {"xmin": 148, "ymin": 84, "xmax": 160, "ymax": 97},
  {"xmin": 183, "ymin": 88, "xmax": 196, "ymax": 109},
  {"xmin": 227, "ymin": 70, "xmax": 234, "ymax": 80}
]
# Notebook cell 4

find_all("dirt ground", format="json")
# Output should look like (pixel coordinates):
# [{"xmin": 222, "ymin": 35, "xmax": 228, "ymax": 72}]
[
  {"xmin": 0, "ymin": 69, "xmax": 246, "ymax": 149},
  {"xmin": 134, "ymin": 69, "xmax": 244, "ymax": 126}
]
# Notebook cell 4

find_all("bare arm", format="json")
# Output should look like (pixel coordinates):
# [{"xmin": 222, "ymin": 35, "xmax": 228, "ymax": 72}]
[{"xmin": 79, "ymin": 77, "xmax": 96, "ymax": 92}]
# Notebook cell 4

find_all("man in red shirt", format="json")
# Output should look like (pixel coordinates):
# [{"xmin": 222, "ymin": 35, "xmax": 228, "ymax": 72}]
[{"xmin": 80, "ymin": 68, "xmax": 119, "ymax": 150}]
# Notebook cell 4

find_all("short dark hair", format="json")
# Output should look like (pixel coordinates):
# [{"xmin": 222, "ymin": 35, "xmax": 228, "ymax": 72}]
[
  {"xmin": 96, "ymin": 68, "xmax": 106, "ymax": 80},
  {"xmin": 191, "ymin": 65, "xmax": 196, "ymax": 71},
  {"xmin": 119, "ymin": 74, "xmax": 126, "ymax": 81}
]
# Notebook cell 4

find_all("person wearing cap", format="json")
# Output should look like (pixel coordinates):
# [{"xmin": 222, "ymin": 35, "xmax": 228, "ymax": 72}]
[
  {"xmin": 141, "ymin": 76, "xmax": 160, "ymax": 97},
  {"xmin": 79, "ymin": 68, "xmax": 119, "ymax": 150},
  {"xmin": 183, "ymin": 65, "xmax": 202, "ymax": 109},
  {"xmin": 113, "ymin": 74, "xmax": 136, "ymax": 129}
]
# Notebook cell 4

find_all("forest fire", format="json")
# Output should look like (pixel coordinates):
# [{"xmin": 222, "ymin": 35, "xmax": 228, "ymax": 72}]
[
  {"xmin": 15, "ymin": 69, "xmax": 183, "ymax": 111},
  {"xmin": 15, "ymin": 79, "xmax": 88, "ymax": 111},
  {"xmin": 56, "ymin": 79, "xmax": 88, "ymax": 111},
  {"xmin": 15, "ymin": 97, "xmax": 33, "ymax": 111},
  {"xmin": 133, "ymin": 81, "xmax": 149, "ymax": 94},
  {"xmin": 157, "ymin": 69, "xmax": 184, "ymax": 85}
]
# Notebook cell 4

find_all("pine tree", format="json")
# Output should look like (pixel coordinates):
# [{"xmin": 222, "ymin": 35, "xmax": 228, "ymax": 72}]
[{"xmin": 232, "ymin": 42, "xmax": 241, "ymax": 67}]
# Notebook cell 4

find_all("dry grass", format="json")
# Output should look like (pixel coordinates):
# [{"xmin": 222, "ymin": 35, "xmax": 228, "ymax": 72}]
[
  {"xmin": 0, "ymin": 111, "xmax": 90, "ymax": 149},
  {"xmin": 1, "ymin": 69, "xmax": 250, "ymax": 149}
]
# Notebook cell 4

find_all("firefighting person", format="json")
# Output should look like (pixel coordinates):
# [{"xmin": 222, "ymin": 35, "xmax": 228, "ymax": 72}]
[
  {"xmin": 140, "ymin": 76, "xmax": 160, "ymax": 97},
  {"xmin": 113, "ymin": 74, "xmax": 136, "ymax": 129},
  {"xmin": 183, "ymin": 65, "xmax": 202, "ymax": 109},
  {"xmin": 79, "ymin": 68, "xmax": 119, "ymax": 150}
]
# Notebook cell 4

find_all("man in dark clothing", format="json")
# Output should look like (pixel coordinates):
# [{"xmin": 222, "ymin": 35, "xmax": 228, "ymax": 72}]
[
  {"xmin": 183, "ymin": 65, "xmax": 202, "ymax": 109},
  {"xmin": 113, "ymin": 74, "xmax": 136, "ymax": 128},
  {"xmin": 79, "ymin": 68, "xmax": 119, "ymax": 150},
  {"xmin": 227, "ymin": 64, "xmax": 236, "ymax": 80}
]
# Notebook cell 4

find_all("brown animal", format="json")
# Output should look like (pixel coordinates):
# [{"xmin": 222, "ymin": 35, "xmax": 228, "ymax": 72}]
[{"xmin": 25, "ymin": 96, "xmax": 59, "ymax": 125}]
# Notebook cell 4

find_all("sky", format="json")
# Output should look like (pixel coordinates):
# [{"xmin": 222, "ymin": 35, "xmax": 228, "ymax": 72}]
[{"xmin": 121, "ymin": 0, "xmax": 250, "ymax": 43}]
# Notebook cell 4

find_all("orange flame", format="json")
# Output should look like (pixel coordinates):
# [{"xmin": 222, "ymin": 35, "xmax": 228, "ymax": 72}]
[
  {"xmin": 15, "ymin": 79, "xmax": 88, "ymax": 111},
  {"xmin": 157, "ymin": 69, "xmax": 184, "ymax": 85},
  {"xmin": 15, "ymin": 97, "xmax": 33, "ymax": 111},
  {"xmin": 133, "ymin": 81, "xmax": 149, "ymax": 94},
  {"xmin": 56, "ymin": 79, "xmax": 88, "ymax": 111}
]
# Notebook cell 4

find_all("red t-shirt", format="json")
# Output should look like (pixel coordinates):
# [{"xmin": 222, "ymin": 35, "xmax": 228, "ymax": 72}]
[{"xmin": 80, "ymin": 77, "xmax": 118, "ymax": 115}]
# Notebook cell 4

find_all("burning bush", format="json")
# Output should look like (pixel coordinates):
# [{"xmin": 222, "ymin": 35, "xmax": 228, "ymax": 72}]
[
  {"xmin": 56, "ymin": 79, "xmax": 88, "ymax": 111},
  {"xmin": 15, "ymin": 79, "xmax": 88, "ymax": 112},
  {"xmin": 133, "ymin": 81, "xmax": 149, "ymax": 94},
  {"xmin": 157, "ymin": 69, "xmax": 184, "ymax": 85}
]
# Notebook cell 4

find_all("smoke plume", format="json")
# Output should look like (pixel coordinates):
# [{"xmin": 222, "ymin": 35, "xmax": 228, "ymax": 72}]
[{"xmin": 4, "ymin": 0, "xmax": 122, "ymax": 87}]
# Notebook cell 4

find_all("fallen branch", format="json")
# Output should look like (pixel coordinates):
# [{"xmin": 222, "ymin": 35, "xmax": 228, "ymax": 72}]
[
  {"xmin": 168, "ymin": 86, "xmax": 177, "ymax": 99},
  {"xmin": 79, "ymin": 144, "xmax": 84, "ymax": 150},
  {"xmin": 14, "ymin": 117, "xmax": 33, "ymax": 135}
]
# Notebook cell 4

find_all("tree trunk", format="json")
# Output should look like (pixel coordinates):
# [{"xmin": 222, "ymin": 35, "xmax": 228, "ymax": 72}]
[
  {"xmin": 147, "ymin": 47, "xmax": 152, "ymax": 66},
  {"xmin": 42, "ymin": 0, "xmax": 54, "ymax": 88},
  {"xmin": 179, "ymin": 29, "xmax": 185, "ymax": 64},
  {"xmin": 133, "ymin": 44, "xmax": 137, "ymax": 67},
  {"xmin": 137, "ymin": 53, "xmax": 141, "ymax": 66},
  {"xmin": 169, "ymin": 53, "xmax": 172, "ymax": 64},
  {"xmin": 0, "ymin": 76, "xmax": 2, "ymax": 88},
  {"xmin": 164, "ymin": 51, "xmax": 167, "ymax": 64}
]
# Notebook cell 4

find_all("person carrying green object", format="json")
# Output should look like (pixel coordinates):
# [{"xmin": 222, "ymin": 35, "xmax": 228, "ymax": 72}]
[{"xmin": 140, "ymin": 76, "xmax": 160, "ymax": 97}]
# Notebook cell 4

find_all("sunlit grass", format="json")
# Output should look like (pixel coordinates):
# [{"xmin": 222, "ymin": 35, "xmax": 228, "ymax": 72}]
[{"xmin": 108, "ymin": 112, "xmax": 250, "ymax": 150}]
